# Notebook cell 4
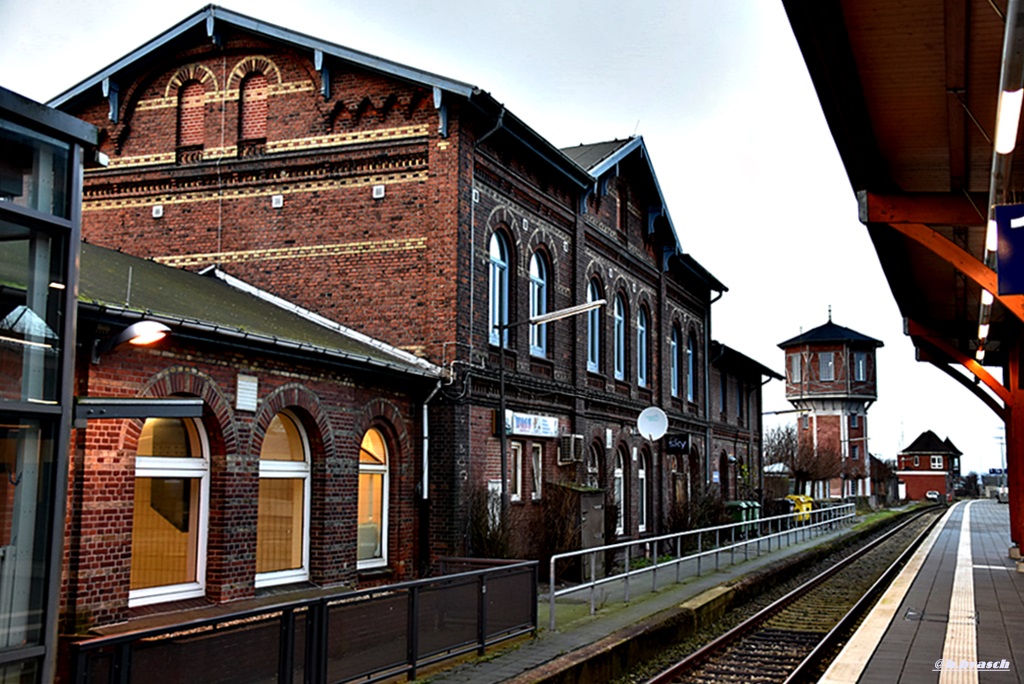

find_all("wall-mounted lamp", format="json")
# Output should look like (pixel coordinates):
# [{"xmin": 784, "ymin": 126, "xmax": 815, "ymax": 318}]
[{"xmin": 92, "ymin": 320, "xmax": 170, "ymax": 363}]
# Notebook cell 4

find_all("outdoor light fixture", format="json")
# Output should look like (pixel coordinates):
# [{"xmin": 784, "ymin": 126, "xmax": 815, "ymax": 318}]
[
  {"xmin": 977, "ymin": 347, "xmax": 987, "ymax": 363},
  {"xmin": 986, "ymin": 218, "xmax": 1000, "ymax": 254},
  {"xmin": 495, "ymin": 299, "xmax": 606, "ymax": 520},
  {"xmin": 978, "ymin": 322, "xmax": 990, "ymax": 340},
  {"xmin": 92, "ymin": 320, "xmax": 171, "ymax": 362},
  {"xmin": 995, "ymin": 89, "xmax": 1024, "ymax": 154},
  {"xmin": 981, "ymin": 289, "xmax": 995, "ymax": 306}
]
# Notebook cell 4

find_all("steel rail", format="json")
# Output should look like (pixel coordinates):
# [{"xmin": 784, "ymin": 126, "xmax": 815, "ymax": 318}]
[{"xmin": 645, "ymin": 507, "xmax": 941, "ymax": 684}]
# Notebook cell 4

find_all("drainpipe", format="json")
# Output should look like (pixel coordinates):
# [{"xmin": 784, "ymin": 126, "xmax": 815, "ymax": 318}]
[
  {"xmin": 704, "ymin": 290, "xmax": 724, "ymax": 488},
  {"xmin": 420, "ymin": 380, "xmax": 442, "ymax": 575}
]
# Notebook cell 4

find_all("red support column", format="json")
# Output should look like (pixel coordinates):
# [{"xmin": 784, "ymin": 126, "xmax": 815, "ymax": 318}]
[{"xmin": 1007, "ymin": 340, "xmax": 1024, "ymax": 553}]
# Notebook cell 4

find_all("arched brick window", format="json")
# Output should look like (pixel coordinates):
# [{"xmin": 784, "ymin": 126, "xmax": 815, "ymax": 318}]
[
  {"xmin": 239, "ymin": 72, "xmax": 268, "ymax": 142},
  {"xmin": 177, "ymin": 81, "xmax": 205, "ymax": 149},
  {"xmin": 255, "ymin": 411, "xmax": 310, "ymax": 587}
]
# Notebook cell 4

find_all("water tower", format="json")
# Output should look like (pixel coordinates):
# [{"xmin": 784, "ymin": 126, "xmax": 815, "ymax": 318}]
[{"xmin": 778, "ymin": 315, "xmax": 883, "ymax": 499}]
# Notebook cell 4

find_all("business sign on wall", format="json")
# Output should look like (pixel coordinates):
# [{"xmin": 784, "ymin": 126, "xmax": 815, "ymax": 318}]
[{"xmin": 505, "ymin": 410, "xmax": 560, "ymax": 437}]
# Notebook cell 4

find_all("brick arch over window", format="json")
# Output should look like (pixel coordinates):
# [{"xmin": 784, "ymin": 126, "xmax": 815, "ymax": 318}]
[
  {"xmin": 164, "ymin": 64, "xmax": 219, "ymax": 98},
  {"xmin": 227, "ymin": 56, "xmax": 284, "ymax": 91},
  {"xmin": 250, "ymin": 384, "xmax": 334, "ymax": 463},
  {"xmin": 351, "ymin": 398, "xmax": 412, "ymax": 458},
  {"xmin": 135, "ymin": 366, "xmax": 237, "ymax": 461}
]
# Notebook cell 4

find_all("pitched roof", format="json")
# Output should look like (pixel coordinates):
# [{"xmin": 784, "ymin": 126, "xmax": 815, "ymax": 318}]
[
  {"xmin": 73, "ymin": 243, "xmax": 443, "ymax": 379},
  {"xmin": 560, "ymin": 139, "xmax": 637, "ymax": 171},
  {"xmin": 46, "ymin": 5, "xmax": 592, "ymax": 189},
  {"xmin": 901, "ymin": 430, "xmax": 956, "ymax": 455},
  {"xmin": 778, "ymin": 319, "xmax": 884, "ymax": 348},
  {"xmin": 711, "ymin": 341, "xmax": 783, "ymax": 381}
]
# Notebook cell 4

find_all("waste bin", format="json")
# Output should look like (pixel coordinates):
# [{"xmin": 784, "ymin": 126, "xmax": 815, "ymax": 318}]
[
  {"xmin": 747, "ymin": 501, "xmax": 761, "ymax": 535},
  {"xmin": 786, "ymin": 494, "xmax": 811, "ymax": 523}
]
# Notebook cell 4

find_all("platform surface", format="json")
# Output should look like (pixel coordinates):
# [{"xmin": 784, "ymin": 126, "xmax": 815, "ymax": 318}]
[{"xmin": 822, "ymin": 499, "xmax": 1023, "ymax": 684}]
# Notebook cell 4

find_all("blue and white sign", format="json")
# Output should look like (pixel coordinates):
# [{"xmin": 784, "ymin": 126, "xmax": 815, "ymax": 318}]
[
  {"xmin": 505, "ymin": 410, "xmax": 560, "ymax": 437},
  {"xmin": 996, "ymin": 204, "xmax": 1024, "ymax": 295}
]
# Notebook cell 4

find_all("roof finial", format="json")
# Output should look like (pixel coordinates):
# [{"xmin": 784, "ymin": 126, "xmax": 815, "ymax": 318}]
[{"xmin": 828, "ymin": 305, "xmax": 832, "ymax": 323}]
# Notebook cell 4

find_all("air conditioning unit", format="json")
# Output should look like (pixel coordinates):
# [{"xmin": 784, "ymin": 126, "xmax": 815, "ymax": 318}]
[{"xmin": 558, "ymin": 434, "xmax": 584, "ymax": 465}]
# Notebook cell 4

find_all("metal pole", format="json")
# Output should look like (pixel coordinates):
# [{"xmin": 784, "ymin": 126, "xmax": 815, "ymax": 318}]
[{"xmin": 499, "ymin": 327, "xmax": 509, "ymax": 521}]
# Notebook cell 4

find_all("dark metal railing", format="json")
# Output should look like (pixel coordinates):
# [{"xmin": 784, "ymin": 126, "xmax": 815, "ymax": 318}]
[{"xmin": 71, "ymin": 560, "xmax": 537, "ymax": 684}]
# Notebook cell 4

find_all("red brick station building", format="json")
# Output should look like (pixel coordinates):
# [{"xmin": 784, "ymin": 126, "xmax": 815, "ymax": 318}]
[{"xmin": 2, "ymin": 6, "xmax": 784, "ymax": 662}]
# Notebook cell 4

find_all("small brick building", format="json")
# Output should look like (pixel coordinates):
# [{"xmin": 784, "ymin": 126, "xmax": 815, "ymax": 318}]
[
  {"xmin": 66, "ymin": 243, "xmax": 441, "ymax": 630},
  {"xmin": 779, "ymin": 318, "xmax": 883, "ymax": 500},
  {"xmin": 42, "ymin": 5, "xmax": 780, "ymax": 632},
  {"xmin": 896, "ymin": 430, "xmax": 961, "ymax": 502}
]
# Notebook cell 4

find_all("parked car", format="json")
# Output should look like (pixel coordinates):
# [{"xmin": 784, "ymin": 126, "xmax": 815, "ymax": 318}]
[{"xmin": 925, "ymin": 490, "xmax": 941, "ymax": 502}]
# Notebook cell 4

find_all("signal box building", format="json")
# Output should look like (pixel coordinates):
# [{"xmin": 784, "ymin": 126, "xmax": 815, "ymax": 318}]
[
  {"xmin": 37, "ymin": 5, "xmax": 776, "ymax": 634},
  {"xmin": 896, "ymin": 430, "xmax": 962, "ymax": 502},
  {"xmin": 779, "ymin": 318, "xmax": 883, "ymax": 499}
]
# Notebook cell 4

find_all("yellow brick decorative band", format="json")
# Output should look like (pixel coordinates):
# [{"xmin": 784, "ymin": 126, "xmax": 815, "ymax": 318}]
[
  {"xmin": 82, "ymin": 170, "xmax": 427, "ymax": 212},
  {"xmin": 93, "ymin": 124, "xmax": 430, "ymax": 170},
  {"xmin": 154, "ymin": 237, "xmax": 428, "ymax": 268}
]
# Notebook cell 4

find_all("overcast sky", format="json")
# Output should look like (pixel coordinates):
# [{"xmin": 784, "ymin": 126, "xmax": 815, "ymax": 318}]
[{"xmin": 0, "ymin": 0, "xmax": 1007, "ymax": 475}]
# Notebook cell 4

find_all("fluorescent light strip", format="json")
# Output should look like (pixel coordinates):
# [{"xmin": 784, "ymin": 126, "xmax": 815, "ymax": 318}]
[{"xmin": 996, "ymin": 89, "xmax": 1024, "ymax": 154}]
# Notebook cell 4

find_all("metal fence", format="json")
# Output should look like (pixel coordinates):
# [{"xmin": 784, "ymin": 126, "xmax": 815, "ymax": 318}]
[
  {"xmin": 547, "ymin": 503, "xmax": 855, "ymax": 630},
  {"xmin": 72, "ymin": 560, "xmax": 537, "ymax": 684}
]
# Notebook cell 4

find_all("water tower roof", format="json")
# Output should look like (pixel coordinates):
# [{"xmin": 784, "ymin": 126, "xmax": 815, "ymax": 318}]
[{"xmin": 778, "ymin": 320, "xmax": 883, "ymax": 349}]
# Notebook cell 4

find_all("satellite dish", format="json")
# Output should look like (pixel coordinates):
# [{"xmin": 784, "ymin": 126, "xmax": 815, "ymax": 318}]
[{"xmin": 636, "ymin": 406, "xmax": 668, "ymax": 441}]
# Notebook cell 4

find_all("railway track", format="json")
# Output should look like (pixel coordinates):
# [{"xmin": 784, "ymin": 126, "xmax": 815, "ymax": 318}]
[{"xmin": 645, "ymin": 508, "xmax": 940, "ymax": 684}]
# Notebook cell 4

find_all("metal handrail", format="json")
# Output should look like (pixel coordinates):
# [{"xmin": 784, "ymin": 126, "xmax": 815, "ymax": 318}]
[{"xmin": 547, "ymin": 503, "xmax": 855, "ymax": 631}]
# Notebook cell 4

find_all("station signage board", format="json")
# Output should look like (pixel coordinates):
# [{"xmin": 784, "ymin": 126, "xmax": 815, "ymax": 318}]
[{"xmin": 996, "ymin": 203, "xmax": 1024, "ymax": 294}]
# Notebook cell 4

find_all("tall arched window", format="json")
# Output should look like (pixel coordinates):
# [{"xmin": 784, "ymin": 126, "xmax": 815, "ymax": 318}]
[
  {"xmin": 638, "ymin": 452, "xmax": 649, "ymax": 533},
  {"xmin": 489, "ymin": 232, "xmax": 510, "ymax": 347},
  {"xmin": 613, "ymin": 294, "xmax": 626, "ymax": 381},
  {"xmin": 238, "ymin": 72, "xmax": 268, "ymax": 142},
  {"xmin": 529, "ymin": 252, "xmax": 548, "ymax": 357},
  {"xmin": 670, "ymin": 326, "xmax": 680, "ymax": 397},
  {"xmin": 637, "ymin": 307, "xmax": 649, "ymax": 387},
  {"xmin": 587, "ymin": 279, "xmax": 601, "ymax": 372},
  {"xmin": 613, "ymin": 450, "xmax": 625, "ymax": 536},
  {"xmin": 686, "ymin": 331, "xmax": 697, "ymax": 403},
  {"xmin": 256, "ymin": 411, "xmax": 310, "ymax": 587},
  {"xmin": 130, "ymin": 416, "xmax": 209, "ymax": 607},
  {"xmin": 359, "ymin": 428, "xmax": 390, "ymax": 568}
]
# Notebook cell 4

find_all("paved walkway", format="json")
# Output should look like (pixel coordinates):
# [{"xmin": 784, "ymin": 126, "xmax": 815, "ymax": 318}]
[
  {"xmin": 424, "ymin": 520, "xmax": 858, "ymax": 683},
  {"xmin": 822, "ymin": 499, "xmax": 1023, "ymax": 684}
]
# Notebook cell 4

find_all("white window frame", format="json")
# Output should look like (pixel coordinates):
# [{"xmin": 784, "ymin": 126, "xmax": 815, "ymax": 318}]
[
  {"xmin": 686, "ymin": 332, "xmax": 696, "ymax": 403},
  {"xmin": 256, "ymin": 411, "xmax": 311, "ymax": 587},
  {"xmin": 819, "ymin": 352, "xmax": 835, "ymax": 381},
  {"xmin": 587, "ymin": 280, "xmax": 601, "ymax": 372},
  {"xmin": 931, "ymin": 455, "xmax": 944, "ymax": 470},
  {"xmin": 638, "ymin": 453, "xmax": 648, "ymax": 533},
  {"xmin": 357, "ymin": 428, "xmax": 390, "ymax": 570},
  {"xmin": 614, "ymin": 295, "xmax": 626, "ymax": 381},
  {"xmin": 510, "ymin": 441, "xmax": 523, "ymax": 502},
  {"xmin": 637, "ymin": 308, "xmax": 649, "ymax": 387},
  {"xmin": 614, "ymin": 451, "xmax": 625, "ymax": 536},
  {"xmin": 854, "ymin": 352, "xmax": 867, "ymax": 381},
  {"xmin": 129, "ymin": 418, "xmax": 210, "ymax": 608},
  {"xmin": 489, "ymin": 232, "xmax": 509, "ymax": 347},
  {"xmin": 531, "ymin": 443, "xmax": 543, "ymax": 501},
  {"xmin": 529, "ymin": 252, "xmax": 547, "ymax": 357},
  {"xmin": 851, "ymin": 413, "xmax": 859, "ymax": 429},
  {"xmin": 789, "ymin": 353, "xmax": 801, "ymax": 383},
  {"xmin": 852, "ymin": 444, "xmax": 860, "ymax": 460},
  {"xmin": 670, "ymin": 327, "xmax": 680, "ymax": 397}
]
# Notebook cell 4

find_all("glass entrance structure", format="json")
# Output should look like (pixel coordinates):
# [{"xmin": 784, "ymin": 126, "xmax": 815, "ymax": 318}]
[{"xmin": 0, "ymin": 86, "xmax": 96, "ymax": 682}]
